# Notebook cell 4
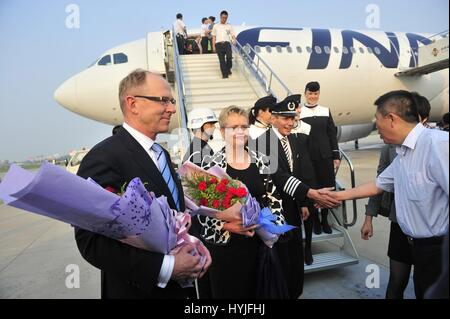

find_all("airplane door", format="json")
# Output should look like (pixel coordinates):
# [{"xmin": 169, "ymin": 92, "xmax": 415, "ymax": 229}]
[{"xmin": 146, "ymin": 31, "xmax": 166, "ymax": 75}]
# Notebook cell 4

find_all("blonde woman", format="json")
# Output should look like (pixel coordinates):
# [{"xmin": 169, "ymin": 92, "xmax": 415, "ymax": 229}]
[{"xmin": 197, "ymin": 106, "xmax": 288, "ymax": 299}]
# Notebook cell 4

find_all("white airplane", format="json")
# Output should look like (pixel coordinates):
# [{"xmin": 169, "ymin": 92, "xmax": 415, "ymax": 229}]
[
  {"xmin": 54, "ymin": 26, "xmax": 449, "ymax": 143},
  {"xmin": 52, "ymin": 26, "xmax": 449, "ymax": 274}
]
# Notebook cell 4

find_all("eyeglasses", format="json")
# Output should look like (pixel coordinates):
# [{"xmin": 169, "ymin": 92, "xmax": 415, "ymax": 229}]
[
  {"xmin": 223, "ymin": 125, "xmax": 250, "ymax": 131},
  {"xmin": 134, "ymin": 95, "xmax": 176, "ymax": 106}
]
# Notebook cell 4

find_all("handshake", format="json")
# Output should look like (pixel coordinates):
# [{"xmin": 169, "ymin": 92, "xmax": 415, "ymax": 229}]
[{"xmin": 307, "ymin": 187, "xmax": 342, "ymax": 209}]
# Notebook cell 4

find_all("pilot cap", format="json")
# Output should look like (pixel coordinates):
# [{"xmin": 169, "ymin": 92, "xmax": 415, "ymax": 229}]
[
  {"xmin": 305, "ymin": 81, "xmax": 320, "ymax": 92},
  {"xmin": 271, "ymin": 94, "xmax": 301, "ymax": 117},
  {"xmin": 253, "ymin": 95, "xmax": 277, "ymax": 111}
]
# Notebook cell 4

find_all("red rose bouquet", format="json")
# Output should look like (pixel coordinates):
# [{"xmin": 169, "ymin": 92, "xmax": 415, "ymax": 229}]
[{"xmin": 178, "ymin": 161, "xmax": 248, "ymax": 223}]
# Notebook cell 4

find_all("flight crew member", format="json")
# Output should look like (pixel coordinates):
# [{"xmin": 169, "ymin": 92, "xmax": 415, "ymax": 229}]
[
  {"xmin": 292, "ymin": 100, "xmax": 317, "ymax": 265},
  {"xmin": 300, "ymin": 81, "xmax": 340, "ymax": 234},
  {"xmin": 248, "ymin": 95, "xmax": 277, "ymax": 140},
  {"xmin": 257, "ymin": 94, "xmax": 340, "ymax": 298},
  {"xmin": 183, "ymin": 108, "xmax": 218, "ymax": 167}
]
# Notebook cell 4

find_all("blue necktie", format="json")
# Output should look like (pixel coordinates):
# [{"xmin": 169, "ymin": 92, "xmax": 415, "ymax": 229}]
[{"xmin": 151, "ymin": 143, "xmax": 180, "ymax": 211}]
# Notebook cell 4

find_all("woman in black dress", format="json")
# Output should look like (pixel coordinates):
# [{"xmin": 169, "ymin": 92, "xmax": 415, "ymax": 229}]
[{"xmin": 197, "ymin": 105, "xmax": 287, "ymax": 299}]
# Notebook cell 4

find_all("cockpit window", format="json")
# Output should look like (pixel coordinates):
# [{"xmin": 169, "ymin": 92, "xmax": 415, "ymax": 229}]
[
  {"xmin": 113, "ymin": 53, "xmax": 128, "ymax": 64},
  {"xmin": 98, "ymin": 55, "xmax": 112, "ymax": 66}
]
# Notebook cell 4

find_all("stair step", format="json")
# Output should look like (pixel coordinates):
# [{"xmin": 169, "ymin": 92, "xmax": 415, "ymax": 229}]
[
  {"xmin": 183, "ymin": 69, "xmax": 226, "ymax": 76},
  {"xmin": 301, "ymin": 226, "xmax": 344, "ymax": 242},
  {"xmin": 184, "ymin": 79, "xmax": 249, "ymax": 89},
  {"xmin": 183, "ymin": 74, "xmax": 245, "ymax": 82},
  {"xmin": 304, "ymin": 252, "xmax": 358, "ymax": 273},
  {"xmin": 181, "ymin": 64, "xmax": 221, "ymax": 71},
  {"xmin": 185, "ymin": 92, "xmax": 257, "ymax": 104},
  {"xmin": 180, "ymin": 55, "xmax": 219, "ymax": 62},
  {"xmin": 186, "ymin": 99, "xmax": 256, "ymax": 112},
  {"xmin": 186, "ymin": 86, "xmax": 256, "ymax": 96}
]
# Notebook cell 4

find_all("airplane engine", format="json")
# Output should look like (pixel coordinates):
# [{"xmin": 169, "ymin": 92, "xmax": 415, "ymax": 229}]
[{"xmin": 337, "ymin": 123, "xmax": 375, "ymax": 143}]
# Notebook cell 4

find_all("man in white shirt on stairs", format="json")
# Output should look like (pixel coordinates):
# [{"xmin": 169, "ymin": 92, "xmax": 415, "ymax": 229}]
[{"xmin": 212, "ymin": 10, "xmax": 236, "ymax": 79}]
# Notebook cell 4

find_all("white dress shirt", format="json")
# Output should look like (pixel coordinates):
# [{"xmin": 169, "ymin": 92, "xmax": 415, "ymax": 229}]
[
  {"xmin": 173, "ymin": 19, "xmax": 186, "ymax": 37},
  {"xmin": 212, "ymin": 23, "xmax": 235, "ymax": 43},
  {"xmin": 376, "ymin": 123, "xmax": 449, "ymax": 238},
  {"xmin": 201, "ymin": 23, "xmax": 209, "ymax": 37},
  {"xmin": 272, "ymin": 127, "xmax": 293, "ymax": 158},
  {"xmin": 249, "ymin": 124, "xmax": 268, "ymax": 140},
  {"xmin": 122, "ymin": 122, "xmax": 175, "ymax": 288}
]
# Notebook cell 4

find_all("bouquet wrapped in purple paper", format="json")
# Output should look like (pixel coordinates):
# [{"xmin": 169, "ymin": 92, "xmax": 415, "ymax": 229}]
[{"xmin": 0, "ymin": 162, "xmax": 207, "ymax": 287}]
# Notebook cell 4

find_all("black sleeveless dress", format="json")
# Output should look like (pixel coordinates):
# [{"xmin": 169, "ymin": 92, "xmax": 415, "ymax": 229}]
[{"xmin": 203, "ymin": 162, "xmax": 265, "ymax": 299}]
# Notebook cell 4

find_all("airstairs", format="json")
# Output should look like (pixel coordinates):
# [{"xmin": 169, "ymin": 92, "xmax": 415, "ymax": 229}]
[
  {"xmin": 165, "ymin": 30, "xmax": 359, "ymax": 274},
  {"xmin": 396, "ymin": 30, "xmax": 449, "ymax": 77}
]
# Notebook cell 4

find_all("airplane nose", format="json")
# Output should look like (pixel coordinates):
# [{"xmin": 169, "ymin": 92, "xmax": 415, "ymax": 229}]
[{"xmin": 54, "ymin": 77, "xmax": 77, "ymax": 111}]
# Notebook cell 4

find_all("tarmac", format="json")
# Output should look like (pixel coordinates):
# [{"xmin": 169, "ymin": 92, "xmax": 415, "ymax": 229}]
[{"xmin": 0, "ymin": 133, "xmax": 416, "ymax": 299}]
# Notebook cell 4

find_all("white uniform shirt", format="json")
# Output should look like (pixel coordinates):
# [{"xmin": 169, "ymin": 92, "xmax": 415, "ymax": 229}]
[
  {"xmin": 173, "ymin": 19, "xmax": 186, "ymax": 37},
  {"xmin": 212, "ymin": 23, "xmax": 235, "ymax": 43}
]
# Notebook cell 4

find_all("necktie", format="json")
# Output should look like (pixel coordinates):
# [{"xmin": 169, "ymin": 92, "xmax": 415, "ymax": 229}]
[
  {"xmin": 281, "ymin": 136, "xmax": 293, "ymax": 172},
  {"xmin": 151, "ymin": 143, "xmax": 180, "ymax": 211}
]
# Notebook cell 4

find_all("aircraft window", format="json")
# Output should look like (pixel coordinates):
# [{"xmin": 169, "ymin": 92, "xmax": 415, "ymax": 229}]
[
  {"xmin": 244, "ymin": 45, "xmax": 252, "ymax": 55},
  {"xmin": 342, "ymin": 47, "xmax": 349, "ymax": 54},
  {"xmin": 98, "ymin": 55, "xmax": 112, "ymax": 66},
  {"xmin": 315, "ymin": 46, "xmax": 322, "ymax": 54},
  {"xmin": 296, "ymin": 46, "xmax": 302, "ymax": 53},
  {"xmin": 255, "ymin": 45, "xmax": 261, "ymax": 53},
  {"xmin": 350, "ymin": 47, "xmax": 357, "ymax": 54},
  {"xmin": 374, "ymin": 47, "xmax": 381, "ymax": 55},
  {"xmin": 276, "ymin": 46, "xmax": 282, "ymax": 53},
  {"xmin": 367, "ymin": 47, "xmax": 374, "ymax": 54},
  {"xmin": 334, "ymin": 47, "xmax": 339, "ymax": 53},
  {"xmin": 113, "ymin": 53, "xmax": 128, "ymax": 64},
  {"xmin": 306, "ymin": 46, "xmax": 312, "ymax": 53},
  {"xmin": 359, "ymin": 47, "xmax": 365, "ymax": 54},
  {"xmin": 265, "ymin": 46, "xmax": 272, "ymax": 53},
  {"xmin": 286, "ymin": 46, "xmax": 293, "ymax": 53},
  {"xmin": 324, "ymin": 46, "xmax": 331, "ymax": 54}
]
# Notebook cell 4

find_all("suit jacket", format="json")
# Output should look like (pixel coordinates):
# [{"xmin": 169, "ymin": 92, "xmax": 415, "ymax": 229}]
[
  {"xmin": 75, "ymin": 127, "xmax": 186, "ymax": 299},
  {"xmin": 256, "ymin": 129, "xmax": 311, "ymax": 224},
  {"xmin": 256, "ymin": 128, "xmax": 308, "ymax": 298}
]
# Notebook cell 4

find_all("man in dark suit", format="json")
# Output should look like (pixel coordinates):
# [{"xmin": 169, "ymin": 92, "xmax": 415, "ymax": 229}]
[
  {"xmin": 256, "ymin": 94, "xmax": 339, "ymax": 298},
  {"xmin": 75, "ymin": 69, "xmax": 211, "ymax": 299}
]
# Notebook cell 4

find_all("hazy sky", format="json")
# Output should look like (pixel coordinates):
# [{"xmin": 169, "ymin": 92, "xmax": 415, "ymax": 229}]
[{"xmin": 0, "ymin": 0, "xmax": 448, "ymax": 161}]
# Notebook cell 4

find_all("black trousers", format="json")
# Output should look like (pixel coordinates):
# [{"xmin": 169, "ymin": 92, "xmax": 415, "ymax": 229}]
[
  {"xmin": 176, "ymin": 35, "xmax": 185, "ymax": 55},
  {"xmin": 201, "ymin": 37, "xmax": 209, "ymax": 53},
  {"xmin": 408, "ymin": 237, "xmax": 444, "ymax": 299},
  {"xmin": 216, "ymin": 42, "xmax": 232, "ymax": 77},
  {"xmin": 312, "ymin": 157, "xmax": 335, "ymax": 219}
]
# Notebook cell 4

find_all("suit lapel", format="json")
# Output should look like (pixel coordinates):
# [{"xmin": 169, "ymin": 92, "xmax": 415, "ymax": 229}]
[{"xmin": 117, "ymin": 129, "xmax": 178, "ymax": 209}]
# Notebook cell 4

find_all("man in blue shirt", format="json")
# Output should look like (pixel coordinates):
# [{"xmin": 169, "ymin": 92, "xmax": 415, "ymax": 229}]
[{"xmin": 323, "ymin": 90, "xmax": 449, "ymax": 299}]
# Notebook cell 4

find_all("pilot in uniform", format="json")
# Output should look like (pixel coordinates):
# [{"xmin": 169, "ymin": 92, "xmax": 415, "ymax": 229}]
[
  {"xmin": 257, "ymin": 94, "xmax": 312, "ymax": 298},
  {"xmin": 300, "ymin": 82, "xmax": 340, "ymax": 234}
]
